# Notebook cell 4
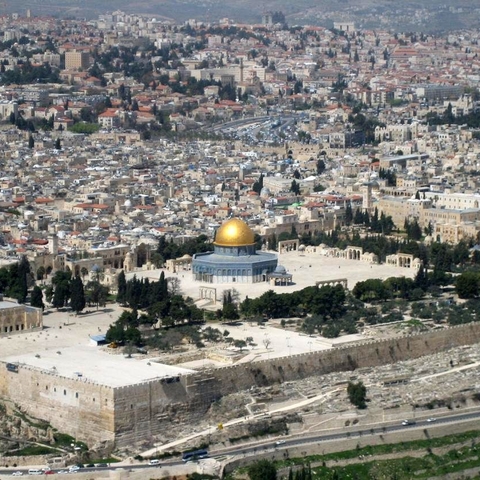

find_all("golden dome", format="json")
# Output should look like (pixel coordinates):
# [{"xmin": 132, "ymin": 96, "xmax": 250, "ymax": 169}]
[{"xmin": 214, "ymin": 218, "xmax": 255, "ymax": 247}]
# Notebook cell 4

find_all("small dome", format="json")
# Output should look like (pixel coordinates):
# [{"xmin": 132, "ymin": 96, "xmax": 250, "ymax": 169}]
[
  {"xmin": 260, "ymin": 187, "xmax": 271, "ymax": 197},
  {"xmin": 274, "ymin": 265, "xmax": 287, "ymax": 274},
  {"xmin": 214, "ymin": 218, "xmax": 255, "ymax": 247}
]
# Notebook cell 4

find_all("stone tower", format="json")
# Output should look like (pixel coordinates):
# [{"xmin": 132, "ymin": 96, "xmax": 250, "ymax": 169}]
[
  {"xmin": 361, "ymin": 182, "xmax": 373, "ymax": 212},
  {"xmin": 48, "ymin": 234, "xmax": 58, "ymax": 256}
]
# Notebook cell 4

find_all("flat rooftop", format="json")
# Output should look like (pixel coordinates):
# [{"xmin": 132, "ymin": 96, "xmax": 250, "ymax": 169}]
[
  {"xmin": 3, "ymin": 347, "xmax": 194, "ymax": 388},
  {"xmin": 0, "ymin": 300, "xmax": 24, "ymax": 310}
]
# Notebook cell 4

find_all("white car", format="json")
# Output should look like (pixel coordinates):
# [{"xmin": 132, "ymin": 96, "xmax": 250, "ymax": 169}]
[
  {"xmin": 275, "ymin": 440, "xmax": 286, "ymax": 445},
  {"xmin": 11, "ymin": 473, "xmax": 23, "ymax": 477},
  {"xmin": 427, "ymin": 417, "xmax": 436, "ymax": 422}
]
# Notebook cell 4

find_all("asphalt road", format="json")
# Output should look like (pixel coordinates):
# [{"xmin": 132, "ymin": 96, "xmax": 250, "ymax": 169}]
[
  {"xmin": 1, "ymin": 410, "xmax": 480, "ymax": 477},
  {"xmin": 213, "ymin": 409, "xmax": 480, "ymax": 458}
]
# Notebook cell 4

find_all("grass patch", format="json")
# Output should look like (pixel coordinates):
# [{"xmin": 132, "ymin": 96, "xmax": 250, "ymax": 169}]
[
  {"xmin": 278, "ymin": 430, "xmax": 480, "ymax": 469},
  {"xmin": 143, "ymin": 450, "xmax": 181, "ymax": 461},
  {"xmin": 88, "ymin": 457, "xmax": 120, "ymax": 464},
  {"xmin": 305, "ymin": 451, "xmax": 480, "ymax": 480},
  {"xmin": 5, "ymin": 445, "xmax": 59, "ymax": 456},
  {"xmin": 266, "ymin": 430, "xmax": 480, "ymax": 480},
  {"xmin": 52, "ymin": 432, "xmax": 75, "ymax": 447}
]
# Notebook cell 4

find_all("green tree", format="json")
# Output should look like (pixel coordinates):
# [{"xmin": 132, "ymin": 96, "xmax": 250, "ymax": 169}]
[
  {"xmin": 247, "ymin": 459, "xmax": 277, "ymax": 480},
  {"xmin": 30, "ymin": 285, "xmax": 44, "ymax": 310},
  {"xmin": 352, "ymin": 279, "xmax": 390, "ymax": 302},
  {"xmin": 290, "ymin": 179, "xmax": 300, "ymax": 195},
  {"xmin": 347, "ymin": 380, "xmax": 367, "ymax": 409},
  {"xmin": 233, "ymin": 339, "xmax": 247, "ymax": 351},
  {"xmin": 52, "ymin": 280, "xmax": 70, "ymax": 309},
  {"xmin": 456, "ymin": 271, "xmax": 480, "ymax": 299},
  {"xmin": 70, "ymin": 275, "xmax": 86, "ymax": 314},
  {"xmin": 252, "ymin": 173, "xmax": 264, "ymax": 194},
  {"xmin": 16, "ymin": 256, "xmax": 31, "ymax": 303},
  {"xmin": 85, "ymin": 280, "xmax": 109, "ymax": 310},
  {"xmin": 28, "ymin": 134, "xmax": 34, "ymax": 149},
  {"xmin": 316, "ymin": 158, "xmax": 326, "ymax": 174},
  {"xmin": 414, "ymin": 263, "xmax": 429, "ymax": 291},
  {"xmin": 345, "ymin": 202, "xmax": 353, "ymax": 226},
  {"xmin": 117, "ymin": 270, "xmax": 127, "ymax": 305},
  {"xmin": 36, "ymin": 266, "xmax": 46, "ymax": 282}
]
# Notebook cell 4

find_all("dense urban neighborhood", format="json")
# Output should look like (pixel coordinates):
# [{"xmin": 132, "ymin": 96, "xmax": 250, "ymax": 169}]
[{"xmin": 0, "ymin": 7, "xmax": 480, "ymax": 480}]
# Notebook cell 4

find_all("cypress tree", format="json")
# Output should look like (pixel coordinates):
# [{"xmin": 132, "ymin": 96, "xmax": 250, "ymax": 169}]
[
  {"xmin": 70, "ymin": 275, "xmax": 86, "ymax": 314},
  {"xmin": 31, "ymin": 285, "xmax": 45, "ymax": 310},
  {"xmin": 117, "ymin": 270, "xmax": 127, "ymax": 305},
  {"xmin": 16, "ymin": 256, "xmax": 30, "ymax": 304},
  {"xmin": 345, "ymin": 202, "xmax": 353, "ymax": 225},
  {"xmin": 159, "ymin": 271, "xmax": 168, "ymax": 300}
]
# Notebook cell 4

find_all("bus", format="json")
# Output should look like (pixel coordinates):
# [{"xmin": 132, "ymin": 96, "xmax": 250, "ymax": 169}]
[{"xmin": 182, "ymin": 449, "xmax": 209, "ymax": 462}]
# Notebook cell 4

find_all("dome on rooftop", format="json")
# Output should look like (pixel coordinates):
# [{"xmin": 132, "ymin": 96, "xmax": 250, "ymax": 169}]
[
  {"xmin": 274, "ymin": 265, "xmax": 287, "ymax": 275},
  {"xmin": 214, "ymin": 218, "xmax": 255, "ymax": 247}
]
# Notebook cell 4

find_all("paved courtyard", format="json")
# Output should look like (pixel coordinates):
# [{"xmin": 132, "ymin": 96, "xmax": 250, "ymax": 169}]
[
  {"xmin": 128, "ymin": 250, "xmax": 416, "ymax": 306},
  {"xmin": 0, "ymin": 252, "xmax": 415, "ymax": 383}
]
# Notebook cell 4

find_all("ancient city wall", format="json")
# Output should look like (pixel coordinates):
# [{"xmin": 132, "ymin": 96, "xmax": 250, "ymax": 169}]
[
  {"xmin": 2, "ymin": 323, "xmax": 480, "ymax": 448},
  {"xmin": 0, "ymin": 364, "xmax": 115, "ymax": 447},
  {"xmin": 113, "ymin": 373, "xmax": 221, "ymax": 447},
  {"xmin": 194, "ymin": 323, "xmax": 480, "ymax": 397},
  {"xmin": 112, "ymin": 323, "xmax": 480, "ymax": 448}
]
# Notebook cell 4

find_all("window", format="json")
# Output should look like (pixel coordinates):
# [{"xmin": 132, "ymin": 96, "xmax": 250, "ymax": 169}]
[{"xmin": 75, "ymin": 392, "xmax": 79, "ymax": 399}]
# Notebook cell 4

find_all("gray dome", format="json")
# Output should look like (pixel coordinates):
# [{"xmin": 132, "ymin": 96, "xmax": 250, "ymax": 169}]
[{"xmin": 274, "ymin": 265, "xmax": 287, "ymax": 274}]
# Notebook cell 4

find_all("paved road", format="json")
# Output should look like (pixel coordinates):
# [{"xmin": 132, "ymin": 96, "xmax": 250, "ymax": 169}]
[
  {"xmin": 1, "ymin": 410, "xmax": 480, "ymax": 477},
  {"xmin": 211, "ymin": 409, "xmax": 480, "ymax": 458}
]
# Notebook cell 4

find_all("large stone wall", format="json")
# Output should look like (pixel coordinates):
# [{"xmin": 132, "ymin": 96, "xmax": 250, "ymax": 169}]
[
  {"xmin": 0, "ymin": 364, "xmax": 115, "ymax": 447},
  {"xmin": 2, "ymin": 323, "xmax": 480, "ymax": 449},
  {"xmin": 194, "ymin": 323, "xmax": 480, "ymax": 397},
  {"xmin": 111, "ymin": 323, "xmax": 480, "ymax": 448},
  {"xmin": 113, "ymin": 373, "xmax": 222, "ymax": 447}
]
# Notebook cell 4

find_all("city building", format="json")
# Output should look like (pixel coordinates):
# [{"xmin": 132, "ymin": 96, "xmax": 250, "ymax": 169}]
[
  {"xmin": 192, "ymin": 218, "xmax": 277, "ymax": 283},
  {"xmin": 0, "ymin": 298, "xmax": 43, "ymax": 336},
  {"xmin": 65, "ymin": 51, "xmax": 91, "ymax": 71}
]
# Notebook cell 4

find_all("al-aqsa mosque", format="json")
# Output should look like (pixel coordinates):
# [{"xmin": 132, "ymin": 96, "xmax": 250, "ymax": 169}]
[{"xmin": 192, "ymin": 218, "xmax": 278, "ymax": 283}]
